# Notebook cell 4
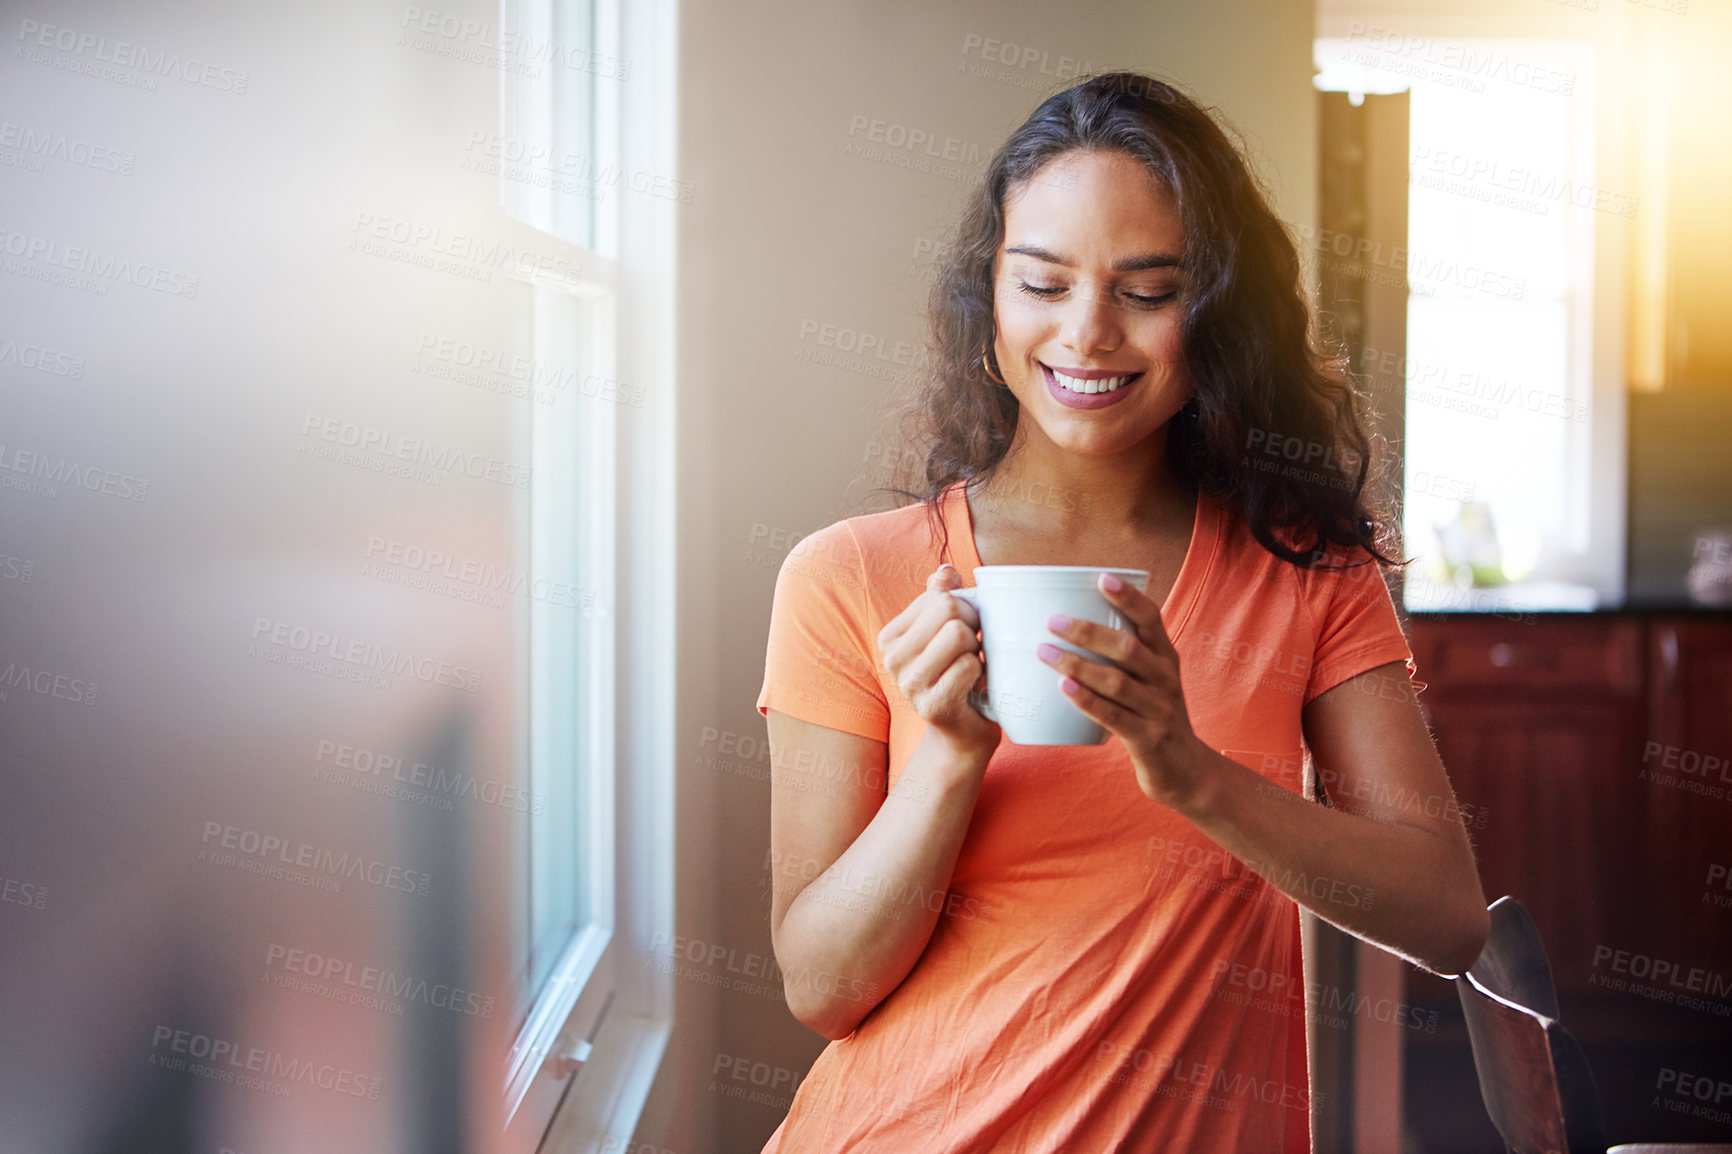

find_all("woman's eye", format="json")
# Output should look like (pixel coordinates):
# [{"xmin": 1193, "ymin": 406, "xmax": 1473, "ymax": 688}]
[{"xmin": 1013, "ymin": 280, "xmax": 1178, "ymax": 306}]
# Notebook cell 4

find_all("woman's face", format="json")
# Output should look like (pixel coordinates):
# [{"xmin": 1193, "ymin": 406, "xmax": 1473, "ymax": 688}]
[{"xmin": 992, "ymin": 148, "xmax": 1193, "ymax": 459}]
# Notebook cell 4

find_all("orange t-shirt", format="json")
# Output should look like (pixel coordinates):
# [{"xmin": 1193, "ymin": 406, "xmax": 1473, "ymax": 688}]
[{"xmin": 754, "ymin": 481, "xmax": 1413, "ymax": 1153}]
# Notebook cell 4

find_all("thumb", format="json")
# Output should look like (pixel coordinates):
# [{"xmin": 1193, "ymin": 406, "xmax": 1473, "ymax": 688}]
[{"xmin": 928, "ymin": 563, "xmax": 964, "ymax": 591}]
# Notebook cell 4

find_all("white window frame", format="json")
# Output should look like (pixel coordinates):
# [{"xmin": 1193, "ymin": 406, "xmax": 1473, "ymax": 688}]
[
  {"xmin": 495, "ymin": 0, "xmax": 676, "ymax": 1147},
  {"xmin": 1313, "ymin": 12, "xmax": 1631, "ymax": 609}
]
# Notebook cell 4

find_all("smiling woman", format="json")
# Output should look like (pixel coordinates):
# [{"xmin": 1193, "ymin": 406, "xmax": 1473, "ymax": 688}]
[{"xmin": 755, "ymin": 72, "xmax": 1488, "ymax": 1153}]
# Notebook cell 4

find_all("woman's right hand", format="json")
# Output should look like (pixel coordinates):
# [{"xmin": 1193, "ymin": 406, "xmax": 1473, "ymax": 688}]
[{"xmin": 877, "ymin": 564, "xmax": 1001, "ymax": 757}]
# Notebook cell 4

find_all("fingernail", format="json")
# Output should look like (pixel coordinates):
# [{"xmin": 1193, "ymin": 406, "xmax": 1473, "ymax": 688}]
[
  {"xmin": 1100, "ymin": 573, "xmax": 1123, "ymax": 592},
  {"xmin": 1037, "ymin": 642, "xmax": 1061, "ymax": 661},
  {"xmin": 1047, "ymin": 613, "xmax": 1071, "ymax": 632}
]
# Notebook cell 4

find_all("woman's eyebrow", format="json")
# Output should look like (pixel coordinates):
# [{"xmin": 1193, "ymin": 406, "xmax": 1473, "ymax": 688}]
[
  {"xmin": 1003, "ymin": 244, "xmax": 1183, "ymax": 271},
  {"xmin": 1113, "ymin": 252, "xmax": 1183, "ymax": 271}
]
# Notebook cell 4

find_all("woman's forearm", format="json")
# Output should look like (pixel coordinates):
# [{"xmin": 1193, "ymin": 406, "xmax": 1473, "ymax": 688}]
[
  {"xmin": 772, "ymin": 728, "xmax": 991, "ymax": 1039},
  {"xmin": 1167, "ymin": 742, "xmax": 1489, "ymax": 975}
]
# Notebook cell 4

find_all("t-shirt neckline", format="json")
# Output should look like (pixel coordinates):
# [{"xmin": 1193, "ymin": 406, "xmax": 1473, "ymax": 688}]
[{"xmin": 942, "ymin": 479, "xmax": 1217, "ymax": 645}]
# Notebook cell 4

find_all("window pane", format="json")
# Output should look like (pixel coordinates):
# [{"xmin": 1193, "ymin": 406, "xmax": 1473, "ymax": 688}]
[
  {"xmin": 1393, "ymin": 41, "xmax": 1596, "ymax": 594},
  {"xmin": 500, "ymin": 0, "xmax": 597, "ymax": 251},
  {"xmin": 525, "ymin": 284, "xmax": 591, "ymax": 1000},
  {"xmin": 1404, "ymin": 297, "xmax": 1572, "ymax": 571},
  {"xmin": 1406, "ymin": 65, "xmax": 1576, "ymax": 302}
]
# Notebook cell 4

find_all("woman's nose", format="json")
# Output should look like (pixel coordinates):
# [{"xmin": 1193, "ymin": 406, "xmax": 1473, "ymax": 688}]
[{"xmin": 1061, "ymin": 282, "xmax": 1122, "ymax": 357}]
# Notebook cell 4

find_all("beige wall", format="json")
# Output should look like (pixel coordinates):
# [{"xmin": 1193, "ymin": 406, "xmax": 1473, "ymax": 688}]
[{"xmin": 658, "ymin": 3, "xmax": 1319, "ymax": 1149}]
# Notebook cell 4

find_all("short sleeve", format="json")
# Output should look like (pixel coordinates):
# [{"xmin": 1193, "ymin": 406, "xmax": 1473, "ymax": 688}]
[
  {"xmin": 755, "ymin": 520, "xmax": 892, "ymax": 742},
  {"xmin": 1300, "ymin": 554, "xmax": 1415, "ymax": 704}
]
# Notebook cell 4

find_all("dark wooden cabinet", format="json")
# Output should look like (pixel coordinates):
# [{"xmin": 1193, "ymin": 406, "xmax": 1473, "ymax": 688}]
[
  {"xmin": 1642, "ymin": 620, "xmax": 1732, "ymax": 964},
  {"xmin": 1408, "ymin": 615, "xmax": 1732, "ymax": 990},
  {"xmin": 1408, "ymin": 618, "xmax": 1650, "ymax": 992},
  {"xmin": 1401, "ymin": 612, "xmax": 1732, "ymax": 1151}
]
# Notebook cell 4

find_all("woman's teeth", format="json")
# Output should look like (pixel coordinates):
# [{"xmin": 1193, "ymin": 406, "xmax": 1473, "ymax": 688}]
[{"xmin": 1051, "ymin": 368, "xmax": 1132, "ymax": 394}]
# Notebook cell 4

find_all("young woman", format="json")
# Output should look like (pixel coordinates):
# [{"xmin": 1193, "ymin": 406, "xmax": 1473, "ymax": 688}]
[{"xmin": 754, "ymin": 72, "xmax": 1488, "ymax": 1152}]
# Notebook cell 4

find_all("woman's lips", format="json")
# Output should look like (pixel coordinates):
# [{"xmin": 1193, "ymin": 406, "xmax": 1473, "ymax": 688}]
[{"xmin": 1042, "ymin": 363, "xmax": 1142, "ymax": 410}]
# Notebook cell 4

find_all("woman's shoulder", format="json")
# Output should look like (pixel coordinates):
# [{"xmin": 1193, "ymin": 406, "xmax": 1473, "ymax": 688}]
[
  {"xmin": 1208, "ymin": 496, "xmax": 1382, "ymax": 576},
  {"xmin": 779, "ymin": 500, "xmax": 945, "ymax": 595},
  {"xmin": 1205, "ymin": 498, "xmax": 1290, "ymax": 577},
  {"xmin": 786, "ymin": 501, "xmax": 926, "ymax": 555},
  {"xmin": 1202, "ymin": 498, "xmax": 1392, "ymax": 624}
]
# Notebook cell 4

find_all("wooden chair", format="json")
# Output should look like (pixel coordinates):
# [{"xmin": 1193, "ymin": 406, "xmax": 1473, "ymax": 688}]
[{"xmin": 1456, "ymin": 896, "xmax": 1732, "ymax": 1154}]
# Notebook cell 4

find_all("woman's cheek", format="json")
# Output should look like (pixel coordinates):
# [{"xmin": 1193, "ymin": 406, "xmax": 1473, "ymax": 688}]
[
  {"xmin": 993, "ymin": 314, "xmax": 1044, "ymax": 358},
  {"xmin": 994, "ymin": 292, "xmax": 1042, "ymax": 330}
]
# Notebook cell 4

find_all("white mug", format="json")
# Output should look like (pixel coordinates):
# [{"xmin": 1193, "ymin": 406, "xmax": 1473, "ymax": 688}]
[{"xmin": 950, "ymin": 566, "xmax": 1150, "ymax": 745}]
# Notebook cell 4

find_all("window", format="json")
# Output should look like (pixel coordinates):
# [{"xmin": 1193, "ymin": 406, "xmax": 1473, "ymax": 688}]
[
  {"xmin": 497, "ymin": 0, "xmax": 674, "ymax": 1146},
  {"xmin": 1315, "ymin": 35, "xmax": 1618, "ymax": 611}
]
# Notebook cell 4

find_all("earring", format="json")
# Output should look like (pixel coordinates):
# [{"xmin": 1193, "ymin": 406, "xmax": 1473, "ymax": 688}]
[{"xmin": 981, "ymin": 350, "xmax": 1007, "ymax": 385}]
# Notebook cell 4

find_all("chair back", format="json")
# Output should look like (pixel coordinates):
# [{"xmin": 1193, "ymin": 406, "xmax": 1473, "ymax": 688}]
[
  {"xmin": 1457, "ymin": 897, "xmax": 1609, "ymax": 1154},
  {"xmin": 1471, "ymin": 897, "xmax": 1562, "ymax": 1019}
]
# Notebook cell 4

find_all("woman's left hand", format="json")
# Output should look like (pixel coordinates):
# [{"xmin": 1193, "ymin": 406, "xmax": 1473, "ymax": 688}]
[{"xmin": 1036, "ymin": 572, "xmax": 1207, "ymax": 806}]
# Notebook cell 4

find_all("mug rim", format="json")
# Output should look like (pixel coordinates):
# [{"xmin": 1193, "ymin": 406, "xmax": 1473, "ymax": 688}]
[
  {"xmin": 973, "ymin": 565, "xmax": 1149, "ymax": 579},
  {"xmin": 973, "ymin": 565, "xmax": 1148, "ymax": 572}
]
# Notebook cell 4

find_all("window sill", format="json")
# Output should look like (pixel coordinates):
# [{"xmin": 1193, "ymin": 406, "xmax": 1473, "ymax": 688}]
[{"xmin": 539, "ymin": 1009, "xmax": 671, "ymax": 1153}]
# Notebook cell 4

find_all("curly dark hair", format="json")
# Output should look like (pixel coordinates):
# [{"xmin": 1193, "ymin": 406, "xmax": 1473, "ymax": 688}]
[{"xmin": 878, "ymin": 71, "xmax": 1397, "ymax": 570}]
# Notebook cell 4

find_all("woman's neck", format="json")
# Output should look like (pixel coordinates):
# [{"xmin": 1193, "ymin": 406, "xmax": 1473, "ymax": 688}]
[{"xmin": 970, "ymin": 426, "xmax": 1192, "ymax": 538}]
